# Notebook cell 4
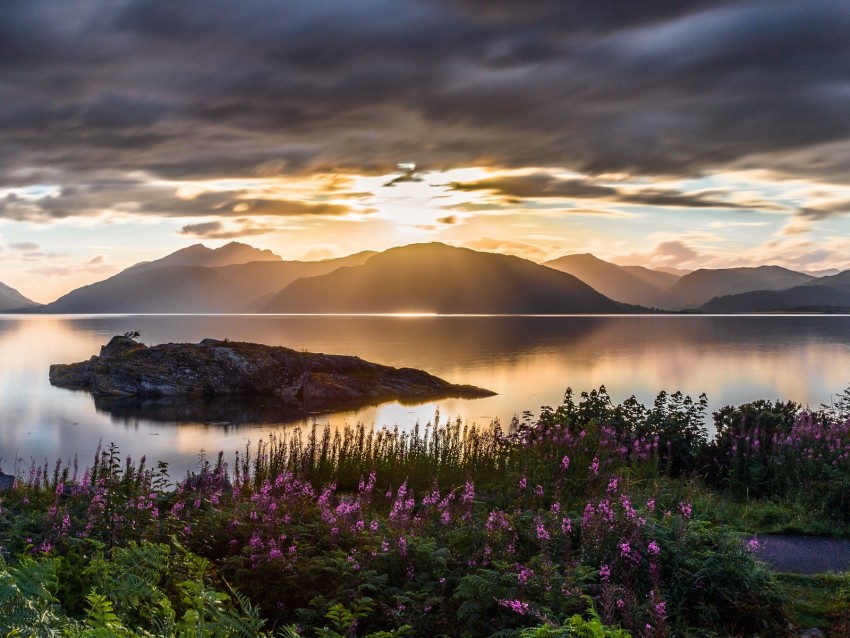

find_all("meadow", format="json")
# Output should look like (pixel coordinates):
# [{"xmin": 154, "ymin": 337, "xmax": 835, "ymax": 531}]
[{"xmin": 2, "ymin": 387, "xmax": 850, "ymax": 637}]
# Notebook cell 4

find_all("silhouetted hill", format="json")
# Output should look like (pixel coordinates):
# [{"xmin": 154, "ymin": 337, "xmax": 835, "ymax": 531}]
[
  {"xmin": 700, "ymin": 270, "xmax": 850, "ymax": 312},
  {"xmin": 657, "ymin": 266, "xmax": 815, "ymax": 310},
  {"xmin": 265, "ymin": 243, "xmax": 631, "ymax": 314},
  {"xmin": 127, "ymin": 241, "xmax": 281, "ymax": 273},
  {"xmin": 619, "ymin": 266, "xmax": 680, "ymax": 290},
  {"xmin": 0, "ymin": 281, "xmax": 39, "ymax": 311},
  {"xmin": 654, "ymin": 266, "xmax": 692, "ymax": 277},
  {"xmin": 39, "ymin": 250, "xmax": 376, "ymax": 313},
  {"xmin": 544, "ymin": 253, "xmax": 670, "ymax": 306}
]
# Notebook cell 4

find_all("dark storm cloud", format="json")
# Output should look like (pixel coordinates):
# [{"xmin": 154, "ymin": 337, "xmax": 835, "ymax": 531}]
[
  {"xmin": 139, "ymin": 192, "xmax": 357, "ymax": 218},
  {"xmin": 0, "ymin": 177, "xmax": 359, "ymax": 222},
  {"xmin": 798, "ymin": 199, "xmax": 850, "ymax": 220},
  {"xmin": 450, "ymin": 174, "xmax": 774, "ymax": 210},
  {"xmin": 2, "ymin": 0, "xmax": 850, "ymax": 208},
  {"xmin": 179, "ymin": 221, "xmax": 274, "ymax": 239}
]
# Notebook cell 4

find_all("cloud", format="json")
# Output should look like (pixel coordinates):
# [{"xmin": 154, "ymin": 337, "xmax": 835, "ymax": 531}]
[
  {"xmin": 27, "ymin": 255, "xmax": 116, "ymax": 278},
  {"xmin": 0, "ymin": 176, "xmax": 363, "ymax": 223},
  {"xmin": 614, "ymin": 240, "xmax": 705, "ymax": 269},
  {"xmin": 8, "ymin": 241, "xmax": 39, "ymax": 251},
  {"xmin": 798, "ymin": 198, "xmax": 850, "ymax": 220},
  {"xmin": 706, "ymin": 221, "xmax": 769, "ymax": 229},
  {"xmin": 460, "ymin": 237, "xmax": 550, "ymax": 261},
  {"xmin": 298, "ymin": 245, "xmax": 339, "ymax": 261},
  {"xmin": 436, "ymin": 215, "xmax": 457, "ymax": 225},
  {"xmin": 179, "ymin": 220, "xmax": 276, "ymax": 239},
  {"xmin": 450, "ymin": 173, "xmax": 776, "ymax": 210},
  {"xmin": 1, "ymin": 0, "xmax": 849, "ymax": 194}
]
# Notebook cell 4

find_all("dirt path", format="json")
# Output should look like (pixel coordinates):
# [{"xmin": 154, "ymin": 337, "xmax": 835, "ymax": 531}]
[{"xmin": 749, "ymin": 535, "xmax": 850, "ymax": 574}]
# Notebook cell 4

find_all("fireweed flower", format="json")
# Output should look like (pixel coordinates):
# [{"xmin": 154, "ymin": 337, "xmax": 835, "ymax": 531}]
[
  {"xmin": 649, "ymin": 591, "xmax": 667, "ymax": 620},
  {"xmin": 498, "ymin": 599, "xmax": 529, "ymax": 615},
  {"xmin": 535, "ymin": 516, "xmax": 550, "ymax": 542},
  {"xmin": 561, "ymin": 455, "xmax": 571, "ymax": 470},
  {"xmin": 516, "ymin": 564, "xmax": 534, "ymax": 585}
]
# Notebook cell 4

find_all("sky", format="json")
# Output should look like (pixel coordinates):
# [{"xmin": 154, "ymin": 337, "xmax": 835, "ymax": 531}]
[{"xmin": 2, "ymin": 0, "xmax": 850, "ymax": 303}]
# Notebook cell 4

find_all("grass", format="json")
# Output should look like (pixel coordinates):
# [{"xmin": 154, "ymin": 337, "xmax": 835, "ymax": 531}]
[
  {"xmin": 693, "ymin": 491, "xmax": 850, "ymax": 537},
  {"xmin": 2, "ymin": 386, "xmax": 850, "ymax": 636},
  {"xmin": 776, "ymin": 572, "xmax": 850, "ymax": 634}
]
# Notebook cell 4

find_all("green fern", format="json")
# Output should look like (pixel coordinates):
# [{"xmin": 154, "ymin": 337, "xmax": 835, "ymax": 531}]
[{"xmin": 0, "ymin": 554, "xmax": 66, "ymax": 637}]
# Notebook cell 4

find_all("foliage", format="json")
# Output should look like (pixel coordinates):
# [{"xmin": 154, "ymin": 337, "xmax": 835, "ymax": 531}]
[
  {"xmin": 0, "ymin": 541, "xmax": 271, "ymax": 637},
  {"xmin": 702, "ymin": 399, "xmax": 850, "ymax": 521},
  {"xmin": 5, "ymin": 386, "xmax": 850, "ymax": 636},
  {"xmin": 520, "ymin": 601, "xmax": 632, "ymax": 637}
]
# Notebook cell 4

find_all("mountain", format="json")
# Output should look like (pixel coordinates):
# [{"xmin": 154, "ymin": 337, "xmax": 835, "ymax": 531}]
[
  {"xmin": 700, "ymin": 269, "xmax": 850, "ymax": 313},
  {"xmin": 804, "ymin": 268, "xmax": 840, "ymax": 277},
  {"xmin": 653, "ymin": 266, "xmax": 692, "ymax": 277},
  {"xmin": 38, "ymin": 249, "xmax": 376, "ymax": 313},
  {"xmin": 656, "ymin": 266, "xmax": 815, "ymax": 310},
  {"xmin": 264, "ymin": 243, "xmax": 631, "ymax": 314},
  {"xmin": 127, "ymin": 241, "xmax": 281, "ymax": 272},
  {"xmin": 544, "ymin": 254, "xmax": 671, "ymax": 306},
  {"xmin": 0, "ymin": 281, "xmax": 39, "ymax": 311},
  {"xmin": 619, "ymin": 266, "xmax": 681, "ymax": 290}
]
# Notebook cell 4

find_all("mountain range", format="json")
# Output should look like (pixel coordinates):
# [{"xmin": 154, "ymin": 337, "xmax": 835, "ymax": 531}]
[
  {"xmin": 0, "ymin": 281, "xmax": 39, "ymax": 311},
  {"xmin": 38, "ymin": 243, "xmax": 377, "ymax": 313},
  {"xmin": 700, "ymin": 270, "xmax": 850, "ymax": 313},
  {"xmin": 544, "ymin": 254, "xmax": 676, "ymax": 306},
  {"xmin": 264, "ymin": 243, "xmax": 629, "ymax": 314},
  {"xmin": 3, "ymin": 240, "xmax": 848, "ymax": 314}
]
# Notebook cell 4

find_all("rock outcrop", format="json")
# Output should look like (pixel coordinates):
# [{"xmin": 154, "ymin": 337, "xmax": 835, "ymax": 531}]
[
  {"xmin": 0, "ymin": 471, "xmax": 15, "ymax": 491},
  {"xmin": 49, "ymin": 337, "xmax": 494, "ymax": 412}
]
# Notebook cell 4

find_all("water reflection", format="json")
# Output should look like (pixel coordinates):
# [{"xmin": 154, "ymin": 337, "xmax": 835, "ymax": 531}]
[
  {"xmin": 91, "ymin": 392, "xmax": 466, "ymax": 428},
  {"xmin": 2, "ymin": 314, "xmax": 850, "ymax": 476}
]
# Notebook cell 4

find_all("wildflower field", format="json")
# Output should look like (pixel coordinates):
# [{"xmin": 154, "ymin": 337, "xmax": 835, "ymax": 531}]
[{"xmin": 2, "ymin": 387, "xmax": 850, "ymax": 637}]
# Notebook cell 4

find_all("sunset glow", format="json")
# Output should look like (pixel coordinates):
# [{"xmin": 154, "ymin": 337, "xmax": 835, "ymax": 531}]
[{"xmin": 1, "ymin": 1, "xmax": 850, "ymax": 303}]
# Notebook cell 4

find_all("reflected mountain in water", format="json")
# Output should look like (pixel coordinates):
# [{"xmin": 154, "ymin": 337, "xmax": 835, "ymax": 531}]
[{"xmin": 92, "ymin": 395, "xmax": 337, "ymax": 427}]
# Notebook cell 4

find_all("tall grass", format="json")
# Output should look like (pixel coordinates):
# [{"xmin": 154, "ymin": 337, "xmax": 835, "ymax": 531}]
[{"xmin": 2, "ymin": 386, "xmax": 849, "ymax": 636}]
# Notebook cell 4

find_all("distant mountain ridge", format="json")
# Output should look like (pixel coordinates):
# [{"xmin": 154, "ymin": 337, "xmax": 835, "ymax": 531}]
[
  {"xmin": 37, "ymin": 249, "xmax": 377, "ymax": 314},
  {"xmin": 656, "ymin": 266, "xmax": 816, "ymax": 310},
  {"xmin": 7, "ymin": 240, "xmax": 844, "ymax": 315},
  {"xmin": 0, "ymin": 280, "xmax": 39, "ymax": 311},
  {"xmin": 700, "ymin": 269, "xmax": 850, "ymax": 312},
  {"xmin": 544, "ymin": 253, "xmax": 676, "ymax": 306},
  {"xmin": 265, "ymin": 243, "xmax": 633, "ymax": 314},
  {"xmin": 127, "ymin": 241, "xmax": 281, "ymax": 272}
]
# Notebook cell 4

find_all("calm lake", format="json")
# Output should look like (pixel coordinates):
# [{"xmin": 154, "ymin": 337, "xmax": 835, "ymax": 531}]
[{"xmin": 2, "ymin": 314, "xmax": 850, "ymax": 476}]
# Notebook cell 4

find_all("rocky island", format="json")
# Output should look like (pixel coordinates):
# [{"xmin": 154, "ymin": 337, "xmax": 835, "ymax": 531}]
[{"xmin": 49, "ymin": 336, "xmax": 495, "ymax": 413}]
